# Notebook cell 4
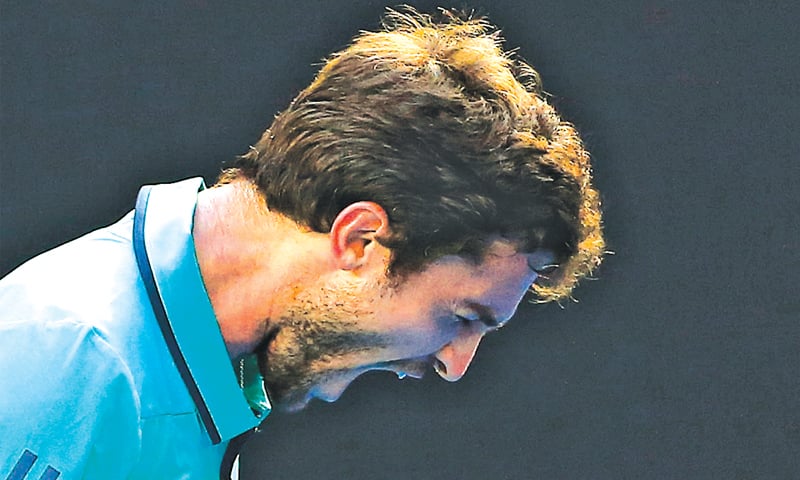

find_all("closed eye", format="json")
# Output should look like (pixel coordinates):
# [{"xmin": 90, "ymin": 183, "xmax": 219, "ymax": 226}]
[{"xmin": 456, "ymin": 311, "xmax": 500, "ymax": 329}]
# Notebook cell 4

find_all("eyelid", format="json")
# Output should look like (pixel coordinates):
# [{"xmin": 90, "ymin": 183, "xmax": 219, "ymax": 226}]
[
  {"xmin": 477, "ymin": 313, "xmax": 500, "ymax": 328},
  {"xmin": 455, "ymin": 309, "xmax": 500, "ymax": 329}
]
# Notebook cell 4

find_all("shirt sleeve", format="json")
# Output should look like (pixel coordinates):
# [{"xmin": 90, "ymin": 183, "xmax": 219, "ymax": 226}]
[{"xmin": 0, "ymin": 318, "xmax": 142, "ymax": 479}]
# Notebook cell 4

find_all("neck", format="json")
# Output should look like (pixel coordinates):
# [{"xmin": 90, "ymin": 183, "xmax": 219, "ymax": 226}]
[{"xmin": 192, "ymin": 181, "xmax": 329, "ymax": 359}]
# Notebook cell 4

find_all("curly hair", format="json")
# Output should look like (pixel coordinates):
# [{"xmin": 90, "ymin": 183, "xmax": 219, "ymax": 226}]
[{"xmin": 220, "ymin": 8, "xmax": 605, "ymax": 301}]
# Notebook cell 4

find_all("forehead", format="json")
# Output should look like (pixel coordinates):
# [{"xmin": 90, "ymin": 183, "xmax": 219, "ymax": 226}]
[
  {"xmin": 387, "ymin": 243, "xmax": 555, "ymax": 325},
  {"xmin": 403, "ymin": 240, "xmax": 555, "ymax": 283},
  {"xmin": 483, "ymin": 241, "xmax": 556, "ymax": 270}
]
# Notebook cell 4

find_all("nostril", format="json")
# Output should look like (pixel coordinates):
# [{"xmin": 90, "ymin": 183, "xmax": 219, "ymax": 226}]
[{"xmin": 433, "ymin": 358, "xmax": 447, "ymax": 377}]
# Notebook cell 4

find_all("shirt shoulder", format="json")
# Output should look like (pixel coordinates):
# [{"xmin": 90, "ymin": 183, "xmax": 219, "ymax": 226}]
[{"xmin": 0, "ymin": 315, "xmax": 142, "ymax": 478}]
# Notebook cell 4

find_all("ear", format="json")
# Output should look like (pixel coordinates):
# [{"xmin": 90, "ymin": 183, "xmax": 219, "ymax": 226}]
[{"xmin": 330, "ymin": 202, "xmax": 391, "ymax": 271}]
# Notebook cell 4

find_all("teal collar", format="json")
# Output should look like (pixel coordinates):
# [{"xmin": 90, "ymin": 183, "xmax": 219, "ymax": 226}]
[{"xmin": 138, "ymin": 177, "xmax": 270, "ymax": 444}]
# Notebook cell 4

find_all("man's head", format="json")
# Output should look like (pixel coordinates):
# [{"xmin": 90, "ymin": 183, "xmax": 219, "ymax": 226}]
[{"xmin": 219, "ymin": 9, "xmax": 605, "ymax": 411}]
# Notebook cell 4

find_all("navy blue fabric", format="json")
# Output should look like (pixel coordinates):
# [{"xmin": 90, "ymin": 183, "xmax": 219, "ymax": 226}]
[{"xmin": 6, "ymin": 450, "xmax": 36, "ymax": 480}]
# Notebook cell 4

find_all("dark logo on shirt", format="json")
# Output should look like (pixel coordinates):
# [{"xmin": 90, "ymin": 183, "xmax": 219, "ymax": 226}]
[{"xmin": 5, "ymin": 450, "xmax": 60, "ymax": 480}]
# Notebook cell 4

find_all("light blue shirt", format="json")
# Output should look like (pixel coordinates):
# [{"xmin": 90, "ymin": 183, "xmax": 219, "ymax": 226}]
[{"xmin": 0, "ymin": 178, "xmax": 270, "ymax": 479}]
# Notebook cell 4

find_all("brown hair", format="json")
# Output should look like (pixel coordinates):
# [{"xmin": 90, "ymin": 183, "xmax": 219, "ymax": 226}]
[{"xmin": 221, "ymin": 8, "xmax": 605, "ymax": 301}]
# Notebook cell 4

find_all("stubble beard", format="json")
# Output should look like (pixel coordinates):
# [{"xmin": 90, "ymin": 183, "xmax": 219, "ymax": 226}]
[{"xmin": 257, "ymin": 275, "xmax": 393, "ymax": 412}]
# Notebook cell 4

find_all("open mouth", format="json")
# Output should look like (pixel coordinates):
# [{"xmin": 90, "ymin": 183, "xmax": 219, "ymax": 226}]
[{"xmin": 387, "ymin": 357, "xmax": 429, "ymax": 380}]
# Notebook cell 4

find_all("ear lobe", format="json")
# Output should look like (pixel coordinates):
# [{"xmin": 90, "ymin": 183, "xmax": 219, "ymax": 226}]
[{"xmin": 330, "ymin": 202, "xmax": 390, "ymax": 271}]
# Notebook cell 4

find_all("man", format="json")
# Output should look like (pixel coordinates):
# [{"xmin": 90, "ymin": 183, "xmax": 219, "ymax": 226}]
[{"xmin": 0, "ymin": 8, "xmax": 605, "ymax": 479}]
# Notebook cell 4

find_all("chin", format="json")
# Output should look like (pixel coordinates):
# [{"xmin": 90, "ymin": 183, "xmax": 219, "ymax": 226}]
[
  {"xmin": 264, "ymin": 384, "xmax": 314, "ymax": 413},
  {"xmin": 265, "ymin": 370, "xmax": 358, "ymax": 412},
  {"xmin": 309, "ymin": 382, "xmax": 349, "ymax": 404},
  {"xmin": 272, "ymin": 395, "xmax": 313, "ymax": 414},
  {"xmin": 273, "ymin": 389, "xmax": 341, "ymax": 413}
]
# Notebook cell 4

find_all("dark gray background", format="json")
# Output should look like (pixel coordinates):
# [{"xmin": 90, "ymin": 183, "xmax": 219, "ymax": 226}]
[{"xmin": 2, "ymin": 1, "xmax": 798, "ymax": 478}]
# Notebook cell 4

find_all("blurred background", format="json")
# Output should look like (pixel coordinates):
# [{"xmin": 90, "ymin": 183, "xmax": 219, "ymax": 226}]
[{"xmin": 2, "ymin": 1, "xmax": 798, "ymax": 478}]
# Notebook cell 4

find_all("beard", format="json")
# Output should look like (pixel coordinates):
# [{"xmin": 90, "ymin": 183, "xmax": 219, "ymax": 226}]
[{"xmin": 257, "ymin": 274, "xmax": 394, "ymax": 412}]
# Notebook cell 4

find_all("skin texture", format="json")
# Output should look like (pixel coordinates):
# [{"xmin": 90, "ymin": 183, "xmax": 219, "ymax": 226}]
[
  {"xmin": 260, "ymin": 242, "xmax": 554, "ymax": 412},
  {"xmin": 193, "ymin": 182, "xmax": 554, "ymax": 412}
]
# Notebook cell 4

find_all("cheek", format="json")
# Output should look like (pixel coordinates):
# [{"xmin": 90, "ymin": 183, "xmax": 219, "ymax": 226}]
[{"xmin": 378, "ymin": 306, "xmax": 460, "ymax": 358}]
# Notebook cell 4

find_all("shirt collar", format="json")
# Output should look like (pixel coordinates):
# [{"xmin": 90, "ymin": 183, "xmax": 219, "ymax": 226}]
[{"xmin": 139, "ymin": 177, "xmax": 270, "ymax": 444}]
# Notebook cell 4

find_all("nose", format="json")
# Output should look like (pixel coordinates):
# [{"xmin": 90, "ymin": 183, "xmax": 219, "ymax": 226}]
[{"xmin": 434, "ymin": 330, "xmax": 484, "ymax": 382}]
